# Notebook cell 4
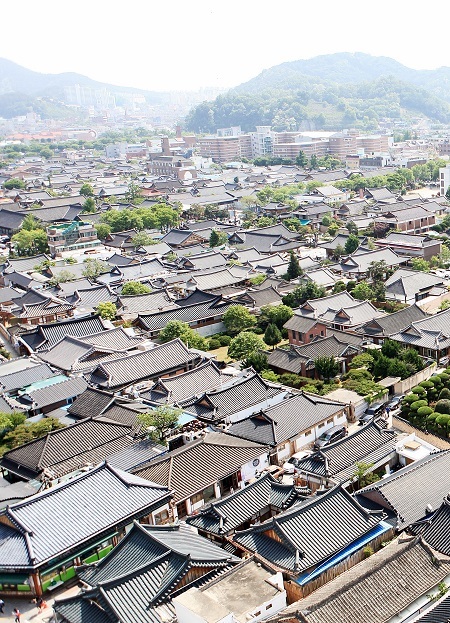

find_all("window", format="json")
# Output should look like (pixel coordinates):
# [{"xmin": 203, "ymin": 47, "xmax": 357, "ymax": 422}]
[
  {"xmin": 303, "ymin": 429, "xmax": 312, "ymax": 436},
  {"xmin": 327, "ymin": 418, "xmax": 334, "ymax": 425},
  {"xmin": 318, "ymin": 422, "xmax": 325, "ymax": 429},
  {"xmin": 154, "ymin": 509, "xmax": 170, "ymax": 525},
  {"xmin": 191, "ymin": 492, "xmax": 203, "ymax": 505}
]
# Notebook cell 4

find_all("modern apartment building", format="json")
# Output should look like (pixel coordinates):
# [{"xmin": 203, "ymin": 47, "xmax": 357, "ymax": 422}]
[{"xmin": 46, "ymin": 221, "xmax": 100, "ymax": 255}]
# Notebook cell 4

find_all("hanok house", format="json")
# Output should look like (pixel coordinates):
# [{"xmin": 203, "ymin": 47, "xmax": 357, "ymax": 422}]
[
  {"xmin": 294, "ymin": 420, "xmax": 399, "ymax": 492},
  {"xmin": 131, "ymin": 432, "xmax": 270, "ymax": 519},
  {"xmin": 266, "ymin": 535, "xmax": 450, "ymax": 623},
  {"xmin": 359, "ymin": 303, "xmax": 427, "ymax": 345},
  {"xmin": 230, "ymin": 484, "xmax": 392, "ymax": 600},
  {"xmin": 0, "ymin": 462, "xmax": 173, "ymax": 596},
  {"xmin": 54, "ymin": 522, "xmax": 241, "ymax": 623},
  {"xmin": 186, "ymin": 472, "xmax": 305, "ymax": 543},
  {"xmin": 387, "ymin": 306, "xmax": 450, "ymax": 362},
  {"xmin": 226, "ymin": 392, "xmax": 348, "ymax": 465},
  {"xmin": 267, "ymin": 335, "xmax": 363, "ymax": 378}
]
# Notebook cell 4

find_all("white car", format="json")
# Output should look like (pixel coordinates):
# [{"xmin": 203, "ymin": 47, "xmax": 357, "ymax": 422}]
[{"xmin": 283, "ymin": 450, "xmax": 312, "ymax": 474}]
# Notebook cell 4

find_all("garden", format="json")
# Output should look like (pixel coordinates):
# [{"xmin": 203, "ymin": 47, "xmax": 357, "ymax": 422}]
[{"xmin": 398, "ymin": 370, "xmax": 450, "ymax": 437}]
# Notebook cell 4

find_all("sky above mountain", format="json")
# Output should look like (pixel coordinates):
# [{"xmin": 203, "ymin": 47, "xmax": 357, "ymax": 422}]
[{"xmin": 2, "ymin": 0, "xmax": 449, "ymax": 93}]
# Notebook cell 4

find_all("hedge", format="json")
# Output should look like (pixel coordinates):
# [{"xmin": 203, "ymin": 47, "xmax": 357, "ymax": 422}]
[{"xmin": 219, "ymin": 335, "xmax": 232, "ymax": 346}]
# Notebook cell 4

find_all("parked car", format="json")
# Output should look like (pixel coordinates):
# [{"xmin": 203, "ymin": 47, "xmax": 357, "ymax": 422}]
[
  {"xmin": 282, "ymin": 450, "xmax": 312, "ymax": 474},
  {"xmin": 359, "ymin": 401, "xmax": 387, "ymax": 425},
  {"xmin": 313, "ymin": 425, "xmax": 347, "ymax": 450},
  {"xmin": 386, "ymin": 394, "xmax": 405, "ymax": 412}
]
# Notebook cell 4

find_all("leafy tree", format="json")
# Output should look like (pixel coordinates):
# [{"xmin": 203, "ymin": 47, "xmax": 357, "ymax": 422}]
[
  {"xmin": 3, "ymin": 178, "xmax": 26, "ymax": 190},
  {"xmin": 249, "ymin": 274, "xmax": 266, "ymax": 286},
  {"xmin": 286, "ymin": 251, "xmax": 302, "ymax": 280},
  {"xmin": 158, "ymin": 320, "xmax": 208, "ymax": 350},
  {"xmin": 351, "ymin": 461, "xmax": 379, "ymax": 491},
  {"xmin": 264, "ymin": 323, "xmax": 282, "ymax": 349},
  {"xmin": 138, "ymin": 406, "xmax": 182, "ymax": 444},
  {"xmin": 228, "ymin": 332, "xmax": 264, "ymax": 361},
  {"xmin": 349, "ymin": 353, "xmax": 375, "ymax": 370},
  {"xmin": 125, "ymin": 181, "xmax": 142, "ymax": 202},
  {"xmin": 295, "ymin": 151, "xmax": 308, "ymax": 167},
  {"xmin": 314, "ymin": 356, "xmax": 339, "ymax": 379},
  {"xmin": 367, "ymin": 260, "xmax": 388, "ymax": 283},
  {"xmin": 381, "ymin": 339, "xmax": 401, "ymax": 358},
  {"xmin": 82, "ymin": 258, "xmax": 109, "ymax": 278},
  {"xmin": 95, "ymin": 223, "xmax": 112, "ymax": 240},
  {"xmin": 11, "ymin": 229, "xmax": 48, "ymax": 256},
  {"xmin": 80, "ymin": 183, "xmax": 94, "ymax": 197},
  {"xmin": 121, "ymin": 281, "xmax": 151, "ymax": 295},
  {"xmin": 261, "ymin": 369, "xmax": 279, "ymax": 382},
  {"xmin": 346, "ymin": 221, "xmax": 358, "ymax": 235},
  {"xmin": 332, "ymin": 280, "xmax": 347, "ymax": 294},
  {"xmin": 446, "ymin": 186, "xmax": 450, "ymax": 202},
  {"xmin": 282, "ymin": 282, "xmax": 326, "ymax": 308},
  {"xmin": 96, "ymin": 302, "xmax": 117, "ymax": 320},
  {"xmin": 332, "ymin": 244, "xmax": 346, "ymax": 261},
  {"xmin": 223, "ymin": 305, "xmax": 256, "ymax": 335},
  {"xmin": 351, "ymin": 280, "xmax": 372, "ymax": 301},
  {"xmin": 209, "ymin": 229, "xmax": 228, "ymax": 247},
  {"xmin": 82, "ymin": 197, "xmax": 97, "ymax": 213},
  {"xmin": 48, "ymin": 269, "xmax": 76, "ymax": 285},
  {"xmin": 344, "ymin": 234, "xmax": 359, "ymax": 254},
  {"xmin": 243, "ymin": 351, "xmax": 269, "ymax": 372},
  {"xmin": 131, "ymin": 232, "xmax": 156, "ymax": 248},
  {"xmin": 259, "ymin": 304, "xmax": 293, "ymax": 330},
  {"xmin": 411, "ymin": 258, "xmax": 430, "ymax": 272},
  {"xmin": 3, "ymin": 418, "xmax": 63, "ymax": 451}
]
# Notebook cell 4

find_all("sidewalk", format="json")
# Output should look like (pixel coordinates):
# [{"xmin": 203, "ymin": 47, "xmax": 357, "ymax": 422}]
[{"xmin": 0, "ymin": 585, "xmax": 80, "ymax": 623}]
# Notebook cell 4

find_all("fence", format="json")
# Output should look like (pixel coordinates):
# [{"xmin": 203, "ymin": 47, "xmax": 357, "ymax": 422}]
[{"xmin": 393, "ymin": 363, "xmax": 436, "ymax": 395}]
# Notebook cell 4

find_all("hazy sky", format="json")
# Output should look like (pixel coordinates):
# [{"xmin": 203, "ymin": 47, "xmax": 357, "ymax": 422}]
[{"xmin": 2, "ymin": 1, "xmax": 450, "ymax": 92}]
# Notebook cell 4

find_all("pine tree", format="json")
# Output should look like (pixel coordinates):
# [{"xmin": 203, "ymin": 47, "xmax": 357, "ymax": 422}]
[
  {"xmin": 264, "ymin": 323, "xmax": 282, "ymax": 349},
  {"xmin": 286, "ymin": 251, "xmax": 302, "ymax": 280}
]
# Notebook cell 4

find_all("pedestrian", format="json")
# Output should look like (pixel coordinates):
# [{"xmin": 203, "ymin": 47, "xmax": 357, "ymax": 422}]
[
  {"xmin": 36, "ymin": 596, "xmax": 44, "ymax": 613},
  {"xmin": 0, "ymin": 598, "xmax": 4, "ymax": 613},
  {"xmin": 13, "ymin": 607, "xmax": 21, "ymax": 622}
]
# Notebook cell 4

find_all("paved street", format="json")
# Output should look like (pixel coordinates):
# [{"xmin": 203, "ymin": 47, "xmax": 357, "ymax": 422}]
[{"xmin": 0, "ymin": 585, "xmax": 80, "ymax": 622}]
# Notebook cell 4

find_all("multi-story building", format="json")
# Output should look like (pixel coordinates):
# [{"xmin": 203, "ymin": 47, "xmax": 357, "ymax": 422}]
[
  {"xmin": 440, "ymin": 163, "xmax": 450, "ymax": 196},
  {"xmin": 249, "ymin": 126, "xmax": 274, "ymax": 157},
  {"xmin": 147, "ymin": 155, "xmax": 197, "ymax": 180},
  {"xmin": 46, "ymin": 221, "xmax": 100, "ymax": 255}
]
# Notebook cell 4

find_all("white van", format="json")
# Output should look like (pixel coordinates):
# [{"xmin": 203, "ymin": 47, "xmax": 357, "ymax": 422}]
[{"xmin": 283, "ymin": 450, "xmax": 312, "ymax": 474}]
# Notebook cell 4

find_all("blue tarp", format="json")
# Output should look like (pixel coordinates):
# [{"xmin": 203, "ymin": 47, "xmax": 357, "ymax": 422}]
[{"xmin": 295, "ymin": 520, "xmax": 392, "ymax": 586}]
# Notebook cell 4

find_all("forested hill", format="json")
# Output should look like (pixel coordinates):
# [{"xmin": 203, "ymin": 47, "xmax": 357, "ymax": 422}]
[{"xmin": 184, "ymin": 52, "xmax": 450, "ymax": 133}]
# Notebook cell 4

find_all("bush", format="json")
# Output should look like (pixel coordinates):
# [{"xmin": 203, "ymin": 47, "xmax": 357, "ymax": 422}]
[
  {"xmin": 219, "ymin": 335, "xmax": 232, "ymax": 346},
  {"xmin": 426, "ymin": 412, "xmax": 438, "ymax": 424},
  {"xmin": 435, "ymin": 414, "xmax": 450, "ymax": 430},
  {"xmin": 419, "ymin": 381, "xmax": 434, "ymax": 389},
  {"xmin": 429, "ymin": 376, "xmax": 443, "ymax": 387},
  {"xmin": 417, "ymin": 406, "xmax": 433, "ymax": 417},
  {"xmin": 404, "ymin": 393, "xmax": 420, "ymax": 404},
  {"xmin": 411, "ymin": 386, "xmax": 426, "ymax": 396},
  {"xmin": 439, "ymin": 373, "xmax": 450, "ymax": 385},
  {"xmin": 208, "ymin": 338, "xmax": 221, "ymax": 350},
  {"xmin": 410, "ymin": 400, "xmax": 428, "ymax": 411},
  {"xmin": 435, "ymin": 399, "xmax": 450, "ymax": 414},
  {"xmin": 439, "ymin": 387, "xmax": 450, "ymax": 400},
  {"xmin": 344, "ymin": 368, "xmax": 372, "ymax": 381}
]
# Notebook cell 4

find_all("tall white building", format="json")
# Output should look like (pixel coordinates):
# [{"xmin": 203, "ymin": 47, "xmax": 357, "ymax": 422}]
[{"xmin": 439, "ymin": 163, "xmax": 450, "ymax": 197}]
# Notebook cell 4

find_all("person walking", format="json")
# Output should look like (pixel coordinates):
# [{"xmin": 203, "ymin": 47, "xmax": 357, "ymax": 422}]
[
  {"xmin": 13, "ymin": 607, "xmax": 21, "ymax": 622},
  {"xmin": 0, "ymin": 598, "xmax": 4, "ymax": 613},
  {"xmin": 36, "ymin": 596, "xmax": 44, "ymax": 613}
]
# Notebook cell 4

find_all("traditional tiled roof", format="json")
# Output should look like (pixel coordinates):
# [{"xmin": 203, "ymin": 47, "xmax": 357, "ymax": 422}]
[
  {"xmin": 359, "ymin": 303, "xmax": 427, "ymax": 337},
  {"xmin": 117, "ymin": 290, "xmax": 173, "ymax": 316},
  {"xmin": 136, "ymin": 297, "xmax": 232, "ymax": 332},
  {"xmin": 410, "ymin": 494, "xmax": 450, "ymax": 556},
  {"xmin": 295, "ymin": 421, "xmax": 398, "ymax": 484},
  {"xmin": 388, "ymin": 307, "xmax": 450, "ymax": 352},
  {"xmin": 18, "ymin": 314, "xmax": 107, "ymax": 352},
  {"xmin": 0, "ymin": 362, "xmax": 57, "ymax": 393},
  {"xmin": 67, "ymin": 387, "xmax": 116, "ymax": 419},
  {"xmin": 132, "ymin": 432, "xmax": 268, "ymax": 503},
  {"xmin": 0, "ymin": 418, "xmax": 136, "ymax": 480},
  {"xmin": 17, "ymin": 375, "xmax": 88, "ymax": 409},
  {"xmin": 187, "ymin": 473, "xmax": 304, "ymax": 535},
  {"xmin": 227, "ymin": 392, "xmax": 346, "ymax": 447},
  {"xmin": 233, "ymin": 485, "xmax": 385, "ymax": 573},
  {"xmin": 269, "ymin": 536, "xmax": 450, "ymax": 623},
  {"xmin": 357, "ymin": 450, "xmax": 450, "ymax": 529},
  {"xmin": 141, "ymin": 360, "xmax": 223, "ymax": 405},
  {"xmin": 86, "ymin": 338, "xmax": 201, "ymax": 389},
  {"xmin": 267, "ymin": 337, "xmax": 362, "ymax": 374},
  {"xmin": 182, "ymin": 372, "xmax": 283, "ymax": 422},
  {"xmin": 0, "ymin": 462, "xmax": 172, "ymax": 569}
]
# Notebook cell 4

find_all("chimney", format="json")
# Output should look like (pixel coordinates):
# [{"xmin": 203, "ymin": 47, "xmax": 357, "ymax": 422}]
[
  {"xmin": 176, "ymin": 125, "xmax": 182, "ymax": 139},
  {"xmin": 161, "ymin": 136, "xmax": 171, "ymax": 156}
]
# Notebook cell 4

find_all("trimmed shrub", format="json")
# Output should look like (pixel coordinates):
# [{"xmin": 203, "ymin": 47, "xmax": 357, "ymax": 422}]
[
  {"xmin": 208, "ymin": 338, "xmax": 221, "ymax": 350},
  {"xmin": 411, "ymin": 386, "xmax": 426, "ymax": 396},
  {"xmin": 435, "ymin": 399, "xmax": 450, "ymax": 414},
  {"xmin": 439, "ymin": 372, "xmax": 450, "ymax": 385},
  {"xmin": 419, "ymin": 380, "xmax": 434, "ymax": 389},
  {"xmin": 417, "ymin": 406, "xmax": 433, "ymax": 417},
  {"xmin": 426, "ymin": 412, "xmax": 438, "ymax": 424},
  {"xmin": 410, "ymin": 400, "xmax": 428, "ymax": 411},
  {"xmin": 435, "ymin": 414, "xmax": 450, "ymax": 432},
  {"xmin": 429, "ymin": 376, "xmax": 443, "ymax": 387},
  {"xmin": 404, "ymin": 394, "xmax": 420, "ymax": 404},
  {"xmin": 219, "ymin": 335, "xmax": 232, "ymax": 347},
  {"xmin": 439, "ymin": 387, "xmax": 450, "ymax": 400}
]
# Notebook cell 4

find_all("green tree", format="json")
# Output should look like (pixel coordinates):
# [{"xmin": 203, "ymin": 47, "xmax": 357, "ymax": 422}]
[
  {"xmin": 445, "ymin": 186, "xmax": 450, "ymax": 202},
  {"xmin": 11, "ymin": 229, "xmax": 48, "ymax": 256},
  {"xmin": 95, "ymin": 223, "xmax": 112, "ymax": 240},
  {"xmin": 223, "ymin": 305, "xmax": 256, "ymax": 335},
  {"xmin": 131, "ymin": 232, "xmax": 156, "ymax": 248},
  {"xmin": 3, "ymin": 178, "xmax": 26, "ymax": 190},
  {"xmin": 82, "ymin": 258, "xmax": 109, "ymax": 279},
  {"xmin": 125, "ymin": 181, "xmax": 142, "ymax": 202},
  {"xmin": 259, "ymin": 304, "xmax": 293, "ymax": 330},
  {"xmin": 286, "ymin": 251, "xmax": 302, "ymax": 280},
  {"xmin": 96, "ymin": 302, "xmax": 117, "ymax": 320},
  {"xmin": 411, "ymin": 258, "xmax": 430, "ymax": 272},
  {"xmin": 282, "ymin": 282, "xmax": 326, "ymax": 308},
  {"xmin": 21, "ymin": 213, "xmax": 44, "ymax": 231},
  {"xmin": 80, "ymin": 183, "xmax": 94, "ymax": 197},
  {"xmin": 158, "ymin": 320, "xmax": 208, "ymax": 350},
  {"xmin": 344, "ymin": 234, "xmax": 359, "ymax": 254},
  {"xmin": 346, "ymin": 221, "xmax": 358, "ymax": 235},
  {"xmin": 82, "ymin": 197, "xmax": 97, "ymax": 213},
  {"xmin": 351, "ymin": 281, "xmax": 372, "ymax": 301},
  {"xmin": 121, "ymin": 281, "xmax": 151, "ymax": 295},
  {"xmin": 48, "ymin": 269, "xmax": 76, "ymax": 285},
  {"xmin": 209, "ymin": 229, "xmax": 228, "ymax": 247},
  {"xmin": 351, "ymin": 461, "xmax": 379, "ymax": 491},
  {"xmin": 264, "ymin": 323, "xmax": 282, "ymax": 349},
  {"xmin": 228, "ymin": 332, "xmax": 264, "ymax": 361},
  {"xmin": 138, "ymin": 406, "xmax": 182, "ymax": 444},
  {"xmin": 243, "ymin": 351, "xmax": 269, "ymax": 373},
  {"xmin": 314, "ymin": 356, "xmax": 339, "ymax": 379}
]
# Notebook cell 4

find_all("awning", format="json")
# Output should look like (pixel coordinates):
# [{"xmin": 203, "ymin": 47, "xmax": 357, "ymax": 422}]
[{"xmin": 0, "ymin": 572, "xmax": 29, "ymax": 584}]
